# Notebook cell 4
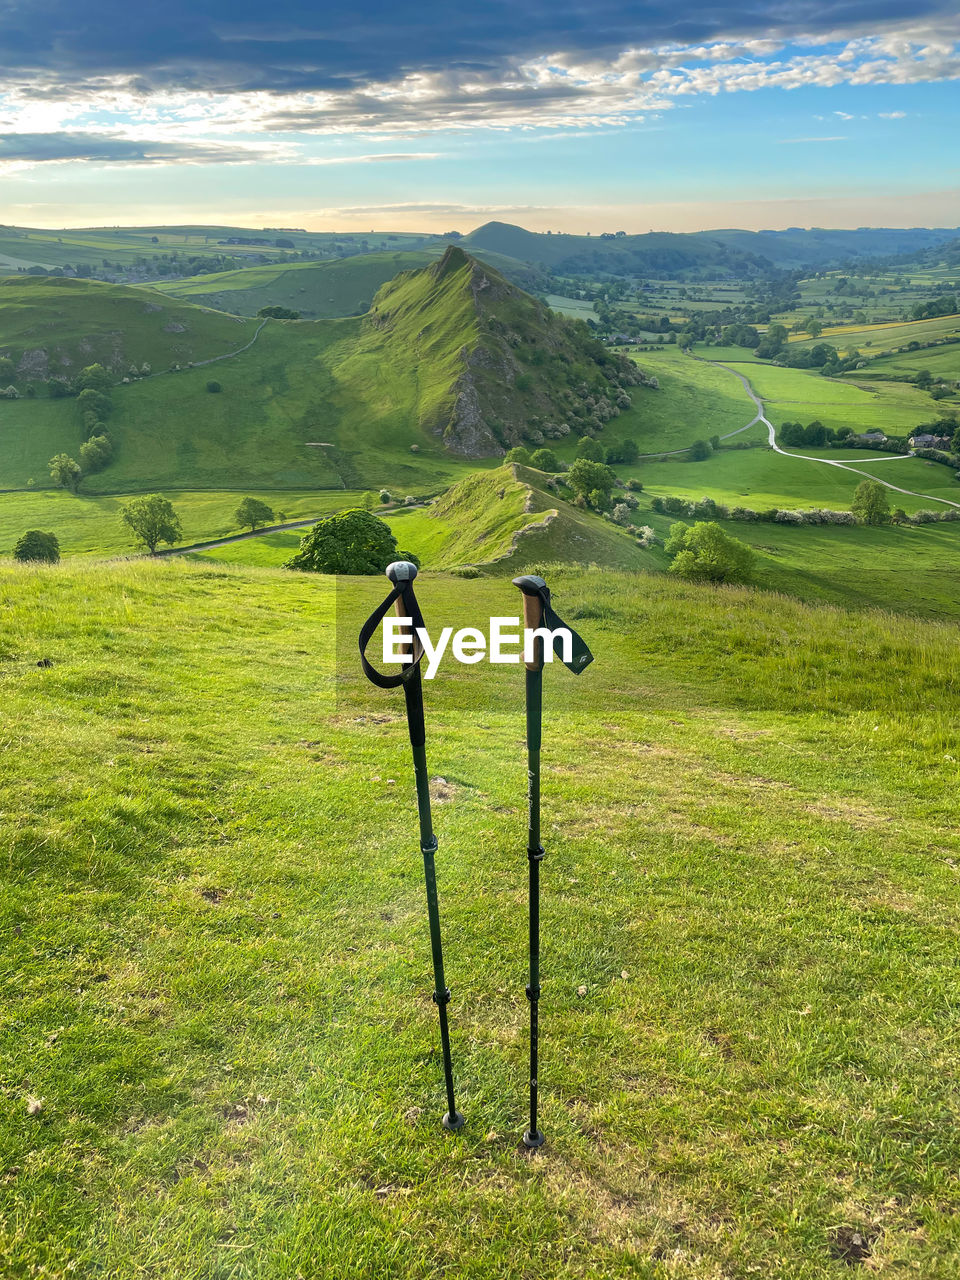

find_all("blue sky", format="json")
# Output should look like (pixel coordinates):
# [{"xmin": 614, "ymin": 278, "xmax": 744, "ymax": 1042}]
[{"xmin": 0, "ymin": 1, "xmax": 957, "ymax": 231}]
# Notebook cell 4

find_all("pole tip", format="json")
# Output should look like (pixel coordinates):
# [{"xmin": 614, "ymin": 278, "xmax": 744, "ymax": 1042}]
[
  {"xmin": 442, "ymin": 1111, "xmax": 466, "ymax": 1132},
  {"xmin": 523, "ymin": 1128, "xmax": 545, "ymax": 1149},
  {"xmin": 512, "ymin": 574, "xmax": 547, "ymax": 595},
  {"xmin": 386, "ymin": 560, "xmax": 419, "ymax": 585}
]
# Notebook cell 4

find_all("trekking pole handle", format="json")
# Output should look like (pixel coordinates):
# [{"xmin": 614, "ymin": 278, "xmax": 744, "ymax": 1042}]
[
  {"xmin": 513, "ymin": 574, "xmax": 547, "ymax": 672},
  {"xmin": 520, "ymin": 591, "xmax": 543, "ymax": 671},
  {"xmin": 386, "ymin": 560, "xmax": 421, "ymax": 664}
]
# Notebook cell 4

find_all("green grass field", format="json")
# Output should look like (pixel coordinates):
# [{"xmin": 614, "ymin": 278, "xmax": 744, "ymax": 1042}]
[
  {"xmin": 0, "ymin": 489, "xmax": 362, "ymax": 558},
  {"xmin": 152, "ymin": 252, "xmax": 437, "ymax": 318},
  {"xmin": 3, "ymin": 557, "xmax": 960, "ymax": 1277},
  {"xmin": 787, "ymin": 312, "xmax": 960, "ymax": 356}
]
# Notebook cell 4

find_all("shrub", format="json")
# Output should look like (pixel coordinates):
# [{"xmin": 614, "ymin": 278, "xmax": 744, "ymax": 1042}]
[
  {"xmin": 206, "ymin": 380, "xmax": 222, "ymax": 394},
  {"xmin": 504, "ymin": 446, "xmax": 531, "ymax": 465},
  {"xmin": 13, "ymin": 530, "xmax": 60, "ymax": 564},
  {"xmin": 378, "ymin": 490, "xmax": 392, "ymax": 505},
  {"xmin": 286, "ymin": 509, "xmax": 400, "ymax": 574},
  {"xmin": 688, "ymin": 439, "xmax": 711, "ymax": 461},
  {"xmin": 666, "ymin": 521, "xmax": 755, "ymax": 584},
  {"xmin": 611, "ymin": 503, "xmax": 632, "ymax": 526},
  {"xmin": 452, "ymin": 566, "xmax": 481, "ymax": 579}
]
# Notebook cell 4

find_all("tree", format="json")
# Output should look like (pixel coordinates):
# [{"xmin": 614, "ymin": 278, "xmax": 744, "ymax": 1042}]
[
  {"xmin": 49, "ymin": 453, "xmax": 82, "ymax": 494},
  {"xmin": 804, "ymin": 318, "xmax": 824, "ymax": 339},
  {"xmin": 379, "ymin": 489, "xmax": 392, "ymax": 504},
  {"xmin": 206, "ymin": 380, "xmax": 222, "ymax": 394},
  {"xmin": 529, "ymin": 447, "xmax": 560, "ymax": 471},
  {"xmin": 77, "ymin": 388, "xmax": 111, "ymax": 420},
  {"xmin": 77, "ymin": 363, "xmax": 111, "ymax": 392},
  {"xmin": 756, "ymin": 323, "xmax": 788, "ymax": 359},
  {"xmin": 666, "ymin": 521, "xmax": 755, "ymax": 584},
  {"xmin": 851, "ymin": 479, "xmax": 891, "ymax": 526},
  {"xmin": 285, "ymin": 509, "xmax": 400, "ymax": 575},
  {"xmin": 566, "ymin": 458, "xmax": 616, "ymax": 505},
  {"xmin": 13, "ymin": 530, "xmax": 59, "ymax": 564},
  {"xmin": 688, "ymin": 439, "xmax": 711, "ymax": 461},
  {"xmin": 257, "ymin": 305, "xmax": 300, "ymax": 320},
  {"xmin": 709, "ymin": 434, "xmax": 721, "ymax": 452},
  {"xmin": 235, "ymin": 497, "xmax": 275, "ymax": 531},
  {"xmin": 0, "ymin": 357, "xmax": 15, "ymax": 381},
  {"xmin": 120, "ymin": 495, "xmax": 183, "ymax": 553},
  {"xmin": 575, "ymin": 437, "xmax": 605, "ymax": 462},
  {"xmin": 503, "ymin": 446, "xmax": 531, "ymax": 464},
  {"xmin": 619, "ymin": 438, "xmax": 639, "ymax": 465},
  {"xmin": 78, "ymin": 434, "xmax": 112, "ymax": 473}
]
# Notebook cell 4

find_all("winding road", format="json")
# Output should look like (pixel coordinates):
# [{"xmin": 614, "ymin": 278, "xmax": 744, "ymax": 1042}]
[
  {"xmin": 716, "ymin": 359, "xmax": 960, "ymax": 510},
  {"xmin": 638, "ymin": 353, "xmax": 959, "ymax": 509}
]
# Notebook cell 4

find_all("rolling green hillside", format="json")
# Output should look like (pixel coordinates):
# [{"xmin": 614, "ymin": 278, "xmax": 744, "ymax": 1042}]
[
  {"xmin": 152, "ymin": 252, "xmax": 437, "ymax": 318},
  {"xmin": 0, "ymin": 249, "xmax": 643, "ymax": 492},
  {"xmin": 152, "ymin": 247, "xmax": 549, "ymax": 317},
  {"xmin": 0, "ymin": 275, "xmax": 256, "ymax": 383},
  {"xmin": 197, "ymin": 464, "xmax": 652, "ymax": 574},
  {"xmin": 463, "ymin": 221, "xmax": 960, "ymax": 277}
]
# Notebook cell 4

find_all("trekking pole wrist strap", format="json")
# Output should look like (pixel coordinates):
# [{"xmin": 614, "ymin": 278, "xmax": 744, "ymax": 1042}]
[
  {"xmin": 358, "ymin": 581, "xmax": 428, "ymax": 689},
  {"xmin": 512, "ymin": 575, "xmax": 594, "ymax": 675}
]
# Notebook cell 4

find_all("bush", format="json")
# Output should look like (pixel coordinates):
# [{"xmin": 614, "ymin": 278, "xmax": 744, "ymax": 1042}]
[
  {"xmin": 611, "ymin": 502, "xmax": 632, "ymax": 526},
  {"xmin": 666, "ymin": 521, "xmax": 755, "ymax": 584},
  {"xmin": 13, "ymin": 530, "xmax": 60, "ymax": 564},
  {"xmin": 378, "ymin": 490, "xmax": 392, "ymax": 505},
  {"xmin": 206, "ymin": 380, "xmax": 222, "ymax": 394},
  {"xmin": 286, "ymin": 509, "xmax": 399, "ymax": 574},
  {"xmin": 452, "ymin": 566, "xmax": 481, "ymax": 578},
  {"xmin": 688, "ymin": 439, "xmax": 712, "ymax": 461}
]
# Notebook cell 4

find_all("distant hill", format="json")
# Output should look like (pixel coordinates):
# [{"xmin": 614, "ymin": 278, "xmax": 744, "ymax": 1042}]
[
  {"xmin": 462, "ymin": 221, "xmax": 960, "ymax": 277},
  {"xmin": 152, "ymin": 246, "xmax": 550, "ymax": 318}
]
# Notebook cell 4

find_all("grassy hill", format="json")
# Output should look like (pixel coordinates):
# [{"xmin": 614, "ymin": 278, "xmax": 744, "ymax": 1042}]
[
  {"xmin": 0, "ymin": 275, "xmax": 256, "ymax": 384},
  {"xmin": 152, "ymin": 248, "xmax": 550, "ymax": 318},
  {"xmin": 197, "ymin": 465, "xmax": 653, "ymax": 574},
  {"xmin": 0, "ymin": 249, "xmax": 643, "ymax": 494},
  {"xmin": 3, "ymin": 556, "xmax": 960, "ymax": 1276}
]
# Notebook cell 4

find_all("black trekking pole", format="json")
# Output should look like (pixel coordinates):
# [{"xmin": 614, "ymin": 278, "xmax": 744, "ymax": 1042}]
[
  {"xmin": 512, "ymin": 575, "xmax": 593, "ymax": 1149},
  {"xmin": 359, "ymin": 561, "xmax": 464, "ymax": 1132}
]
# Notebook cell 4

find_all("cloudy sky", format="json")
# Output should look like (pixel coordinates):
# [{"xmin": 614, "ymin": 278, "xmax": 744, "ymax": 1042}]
[{"xmin": 0, "ymin": 0, "xmax": 957, "ymax": 232}]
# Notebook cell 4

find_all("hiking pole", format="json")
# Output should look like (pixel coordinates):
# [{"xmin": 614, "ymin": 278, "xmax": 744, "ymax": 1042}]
[
  {"xmin": 512, "ymin": 575, "xmax": 593, "ymax": 1149},
  {"xmin": 359, "ymin": 561, "xmax": 464, "ymax": 1132}
]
